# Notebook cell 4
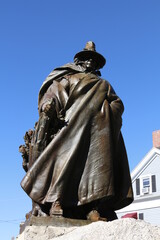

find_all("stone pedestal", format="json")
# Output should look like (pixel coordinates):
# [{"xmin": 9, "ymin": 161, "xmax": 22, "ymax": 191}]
[
  {"xmin": 20, "ymin": 215, "xmax": 92, "ymax": 234},
  {"xmin": 17, "ymin": 218, "xmax": 160, "ymax": 240}
]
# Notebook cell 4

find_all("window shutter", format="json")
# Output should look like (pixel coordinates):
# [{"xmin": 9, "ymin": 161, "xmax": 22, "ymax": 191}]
[
  {"xmin": 136, "ymin": 178, "xmax": 140, "ymax": 195},
  {"xmin": 152, "ymin": 175, "xmax": 156, "ymax": 192},
  {"xmin": 139, "ymin": 213, "xmax": 144, "ymax": 220}
]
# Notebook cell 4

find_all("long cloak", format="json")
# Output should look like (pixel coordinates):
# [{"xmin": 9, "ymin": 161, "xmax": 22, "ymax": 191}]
[{"xmin": 21, "ymin": 64, "xmax": 133, "ymax": 211}]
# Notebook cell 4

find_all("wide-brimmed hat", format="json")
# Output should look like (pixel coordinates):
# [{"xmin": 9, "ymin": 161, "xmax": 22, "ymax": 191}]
[{"xmin": 74, "ymin": 41, "xmax": 106, "ymax": 69}]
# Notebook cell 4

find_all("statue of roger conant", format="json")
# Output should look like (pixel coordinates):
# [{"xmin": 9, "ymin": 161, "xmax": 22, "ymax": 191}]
[{"xmin": 19, "ymin": 41, "xmax": 133, "ymax": 221}]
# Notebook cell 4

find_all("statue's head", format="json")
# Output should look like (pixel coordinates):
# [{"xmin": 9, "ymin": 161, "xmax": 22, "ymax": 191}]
[{"xmin": 74, "ymin": 41, "xmax": 106, "ymax": 70}]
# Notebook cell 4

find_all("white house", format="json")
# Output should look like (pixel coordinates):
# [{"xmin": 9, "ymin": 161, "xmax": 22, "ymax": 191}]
[{"xmin": 116, "ymin": 130, "xmax": 160, "ymax": 226}]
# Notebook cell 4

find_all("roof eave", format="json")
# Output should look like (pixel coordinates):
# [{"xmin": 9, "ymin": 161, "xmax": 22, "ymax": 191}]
[{"xmin": 131, "ymin": 147, "xmax": 160, "ymax": 183}]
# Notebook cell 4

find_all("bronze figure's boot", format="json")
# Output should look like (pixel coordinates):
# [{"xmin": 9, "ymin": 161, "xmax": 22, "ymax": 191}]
[{"xmin": 50, "ymin": 201, "xmax": 63, "ymax": 216}]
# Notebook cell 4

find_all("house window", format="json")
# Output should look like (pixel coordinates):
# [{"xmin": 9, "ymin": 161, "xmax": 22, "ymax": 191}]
[
  {"xmin": 143, "ymin": 177, "xmax": 150, "ymax": 188},
  {"xmin": 136, "ymin": 175, "xmax": 156, "ymax": 196},
  {"xmin": 139, "ymin": 213, "xmax": 144, "ymax": 220},
  {"xmin": 141, "ymin": 175, "xmax": 151, "ymax": 195}
]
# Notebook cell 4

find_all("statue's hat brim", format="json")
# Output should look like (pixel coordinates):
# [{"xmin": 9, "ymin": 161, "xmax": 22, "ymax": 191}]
[{"xmin": 74, "ymin": 50, "xmax": 106, "ymax": 69}]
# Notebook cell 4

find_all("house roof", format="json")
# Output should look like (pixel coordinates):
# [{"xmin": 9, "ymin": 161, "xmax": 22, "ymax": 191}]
[
  {"xmin": 131, "ymin": 147, "xmax": 160, "ymax": 183},
  {"xmin": 116, "ymin": 198, "xmax": 160, "ymax": 213}
]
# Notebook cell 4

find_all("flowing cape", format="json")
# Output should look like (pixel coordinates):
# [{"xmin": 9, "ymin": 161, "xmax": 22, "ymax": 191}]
[{"xmin": 21, "ymin": 64, "xmax": 133, "ymax": 210}]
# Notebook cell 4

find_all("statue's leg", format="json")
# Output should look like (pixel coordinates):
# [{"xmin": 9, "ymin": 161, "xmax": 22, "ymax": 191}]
[
  {"xmin": 31, "ymin": 201, "xmax": 48, "ymax": 217},
  {"xmin": 97, "ymin": 198, "xmax": 118, "ymax": 221},
  {"xmin": 49, "ymin": 200, "xmax": 63, "ymax": 216}
]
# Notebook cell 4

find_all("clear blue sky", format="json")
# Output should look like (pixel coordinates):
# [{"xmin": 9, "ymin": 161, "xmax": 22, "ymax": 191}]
[{"xmin": 0, "ymin": 1, "xmax": 160, "ymax": 239}]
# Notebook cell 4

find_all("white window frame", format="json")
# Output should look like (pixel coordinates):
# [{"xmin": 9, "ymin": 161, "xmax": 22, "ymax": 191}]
[{"xmin": 140, "ymin": 174, "xmax": 152, "ymax": 196}]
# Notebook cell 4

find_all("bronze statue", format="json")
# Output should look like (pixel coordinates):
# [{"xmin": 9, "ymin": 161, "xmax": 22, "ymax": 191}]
[{"xmin": 20, "ymin": 41, "xmax": 133, "ymax": 220}]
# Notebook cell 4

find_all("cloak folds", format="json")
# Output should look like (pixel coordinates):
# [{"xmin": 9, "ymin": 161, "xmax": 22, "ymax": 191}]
[{"xmin": 21, "ymin": 64, "xmax": 133, "ymax": 211}]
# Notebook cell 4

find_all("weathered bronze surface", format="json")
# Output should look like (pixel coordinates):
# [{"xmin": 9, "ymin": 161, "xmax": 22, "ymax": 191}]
[{"xmin": 20, "ymin": 41, "xmax": 133, "ymax": 220}]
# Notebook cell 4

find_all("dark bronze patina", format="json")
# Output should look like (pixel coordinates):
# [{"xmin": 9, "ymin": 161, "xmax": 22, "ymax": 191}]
[{"xmin": 20, "ymin": 41, "xmax": 133, "ymax": 220}]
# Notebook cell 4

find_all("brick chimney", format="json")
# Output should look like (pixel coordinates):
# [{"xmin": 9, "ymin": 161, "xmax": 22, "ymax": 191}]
[{"xmin": 152, "ymin": 130, "xmax": 160, "ymax": 149}]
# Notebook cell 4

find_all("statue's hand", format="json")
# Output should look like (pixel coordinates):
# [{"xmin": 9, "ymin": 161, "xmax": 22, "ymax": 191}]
[
  {"xmin": 43, "ymin": 99, "xmax": 55, "ymax": 117},
  {"xmin": 43, "ymin": 103, "xmax": 52, "ymax": 113}
]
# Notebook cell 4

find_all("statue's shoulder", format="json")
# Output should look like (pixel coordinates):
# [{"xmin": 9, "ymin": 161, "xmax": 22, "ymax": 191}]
[
  {"xmin": 38, "ymin": 63, "xmax": 83, "ymax": 105},
  {"xmin": 42, "ymin": 63, "xmax": 83, "ymax": 85}
]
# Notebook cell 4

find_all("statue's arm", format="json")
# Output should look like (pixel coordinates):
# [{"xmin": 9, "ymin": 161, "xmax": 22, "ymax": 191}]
[
  {"xmin": 39, "ymin": 77, "xmax": 69, "ymax": 116},
  {"xmin": 106, "ymin": 82, "xmax": 124, "ymax": 138},
  {"xmin": 34, "ymin": 77, "xmax": 69, "ymax": 148}
]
